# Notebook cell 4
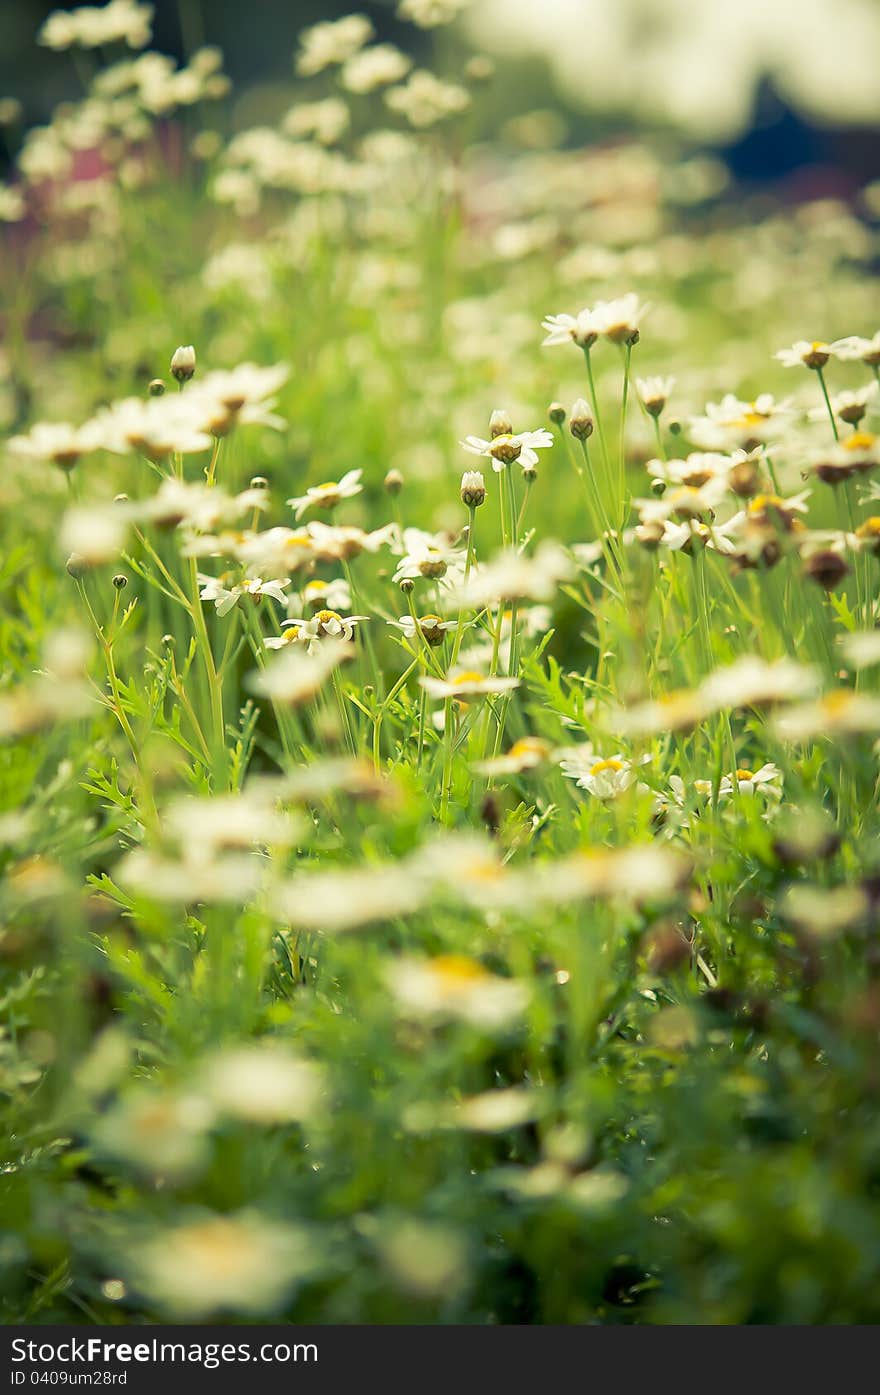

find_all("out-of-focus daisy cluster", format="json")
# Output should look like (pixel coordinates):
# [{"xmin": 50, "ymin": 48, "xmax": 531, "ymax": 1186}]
[{"xmin": 1, "ymin": 0, "xmax": 880, "ymax": 1331}]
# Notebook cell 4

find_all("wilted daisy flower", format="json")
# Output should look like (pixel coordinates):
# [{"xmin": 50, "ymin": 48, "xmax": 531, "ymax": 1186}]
[
  {"xmin": 389, "ymin": 614, "xmax": 458, "ymax": 647},
  {"xmin": 637, "ymin": 375, "xmax": 675, "ymax": 417},
  {"xmin": 134, "ymin": 1212, "xmax": 315, "ymax": 1317},
  {"xmin": 287, "ymin": 469, "xmax": 363, "ymax": 520},
  {"xmin": 295, "ymin": 14, "xmax": 374, "ymax": 76},
  {"xmin": 384, "ymin": 71, "xmax": 470, "ymax": 127},
  {"xmin": 420, "ymin": 670, "xmax": 520, "ymax": 700},
  {"xmin": 341, "ymin": 44, "xmax": 411, "ymax": 93},
  {"xmin": 830, "ymin": 332, "xmax": 880, "ymax": 366},
  {"xmin": 385, "ymin": 954, "xmax": 529, "ymax": 1029},
  {"xmin": 198, "ymin": 573, "xmax": 290, "ymax": 616},
  {"xmin": 774, "ymin": 339, "xmax": 832, "ymax": 370},
  {"xmin": 199, "ymin": 1045, "xmax": 324, "ymax": 1125},
  {"xmin": 250, "ymin": 636, "xmax": 351, "ymax": 705},
  {"xmin": 461, "ymin": 426, "xmax": 554, "ymax": 473},
  {"xmin": 560, "ymin": 748, "xmax": 649, "ymax": 799},
  {"xmin": 700, "ymin": 656, "xmax": 821, "ymax": 711}
]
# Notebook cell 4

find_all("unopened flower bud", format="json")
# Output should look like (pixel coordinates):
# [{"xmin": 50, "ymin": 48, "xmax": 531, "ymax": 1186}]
[
  {"xmin": 635, "ymin": 521, "xmax": 665, "ymax": 551},
  {"xmin": 384, "ymin": 468, "xmax": 404, "ymax": 496},
  {"xmin": 728, "ymin": 458, "xmax": 761, "ymax": 498},
  {"xmin": 113, "ymin": 493, "xmax": 129, "ymax": 504},
  {"xmin": 804, "ymin": 549, "xmax": 849, "ymax": 590},
  {"xmin": 839, "ymin": 401, "xmax": 866, "ymax": 426},
  {"xmin": 460, "ymin": 470, "xmax": 486, "ymax": 508},
  {"xmin": 548, "ymin": 402, "xmax": 566, "ymax": 424},
  {"xmin": 464, "ymin": 55, "xmax": 494, "ymax": 82},
  {"xmin": 148, "ymin": 378, "xmax": 166, "ymax": 397},
  {"xmin": 668, "ymin": 417, "xmax": 682, "ymax": 435},
  {"xmin": 66, "ymin": 553, "xmax": 88, "ymax": 579},
  {"xmin": 399, "ymin": 577, "xmax": 415, "ymax": 594},
  {"xmin": 250, "ymin": 475, "xmax": 269, "ymax": 490},
  {"xmin": 170, "ymin": 345, "xmax": 196, "ymax": 383},
  {"xmin": 650, "ymin": 476, "xmax": 667, "ymax": 496},
  {"xmin": 521, "ymin": 464, "xmax": 538, "ymax": 482},
  {"xmin": 112, "ymin": 573, "xmax": 128, "ymax": 590},
  {"xmin": 489, "ymin": 408, "xmax": 513, "ymax": 438},
  {"xmin": 569, "ymin": 398, "xmax": 593, "ymax": 441}
]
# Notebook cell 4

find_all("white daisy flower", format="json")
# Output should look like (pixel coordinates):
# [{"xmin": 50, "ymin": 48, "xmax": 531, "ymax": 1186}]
[
  {"xmin": 385, "ymin": 954, "xmax": 529, "ymax": 1030},
  {"xmin": 419, "ymin": 669, "xmax": 520, "ymax": 700},
  {"xmin": 8, "ymin": 419, "xmax": 103, "ymax": 470},
  {"xmin": 461, "ymin": 428, "xmax": 554, "ymax": 474},
  {"xmin": 700, "ymin": 656, "xmax": 821, "ymax": 711},
  {"xmin": 392, "ymin": 527, "xmax": 466, "ymax": 584},
  {"xmin": 389, "ymin": 614, "xmax": 457, "ymax": 647},
  {"xmin": 287, "ymin": 469, "xmax": 363, "ymax": 521},
  {"xmin": 295, "ymin": 14, "xmax": 374, "ymax": 77},
  {"xmin": 688, "ymin": 393, "xmax": 794, "ymax": 449},
  {"xmin": 198, "ymin": 573, "xmax": 290, "ymax": 617},
  {"xmin": 774, "ymin": 339, "xmax": 832, "ymax": 369},
  {"xmin": 307, "ymin": 520, "xmax": 398, "ymax": 562},
  {"xmin": 276, "ymin": 608, "xmax": 368, "ymax": 653},
  {"xmin": 637, "ymin": 375, "xmax": 675, "ymax": 416},
  {"xmin": 250, "ymin": 636, "xmax": 351, "ymax": 705},
  {"xmin": 829, "ymin": 333, "xmax": 880, "ymax": 366},
  {"xmin": 559, "ymin": 748, "xmax": 649, "ymax": 800},
  {"xmin": 296, "ymin": 576, "xmax": 352, "ymax": 614},
  {"xmin": 807, "ymin": 381, "xmax": 878, "ymax": 428}
]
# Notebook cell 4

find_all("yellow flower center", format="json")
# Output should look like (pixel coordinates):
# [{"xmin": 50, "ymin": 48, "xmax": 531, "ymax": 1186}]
[
  {"xmin": 591, "ymin": 758, "xmax": 624, "ymax": 774},
  {"xmin": 509, "ymin": 737, "xmax": 549, "ymax": 759},
  {"xmin": 821, "ymin": 691, "xmax": 854, "ymax": 716},
  {"xmin": 315, "ymin": 609, "xmax": 341, "ymax": 625},
  {"xmin": 843, "ymin": 431, "xmax": 876, "ymax": 452},
  {"xmin": 431, "ymin": 954, "xmax": 489, "ymax": 986},
  {"xmin": 735, "ymin": 767, "xmax": 753, "ymax": 781},
  {"xmin": 452, "ymin": 671, "xmax": 485, "ymax": 686}
]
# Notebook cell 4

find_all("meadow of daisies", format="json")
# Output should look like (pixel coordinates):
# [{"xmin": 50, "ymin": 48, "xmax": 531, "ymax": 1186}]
[{"xmin": 2, "ymin": 0, "xmax": 880, "ymax": 1326}]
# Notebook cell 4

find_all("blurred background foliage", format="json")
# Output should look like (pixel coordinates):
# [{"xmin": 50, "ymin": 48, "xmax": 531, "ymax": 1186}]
[{"xmin": 3, "ymin": 0, "xmax": 879, "ymax": 192}]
